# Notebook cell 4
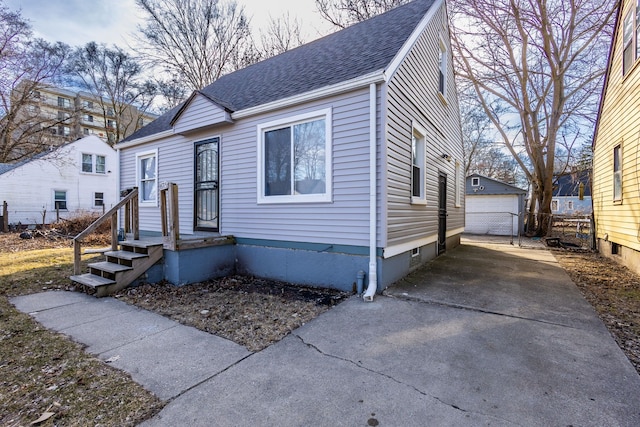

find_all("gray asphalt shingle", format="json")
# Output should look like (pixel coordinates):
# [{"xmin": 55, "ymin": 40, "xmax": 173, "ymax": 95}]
[{"xmin": 123, "ymin": 0, "xmax": 436, "ymax": 142}]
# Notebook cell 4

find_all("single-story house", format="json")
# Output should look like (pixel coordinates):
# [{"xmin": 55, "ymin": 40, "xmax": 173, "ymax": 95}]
[
  {"xmin": 78, "ymin": 0, "xmax": 464, "ymax": 298},
  {"xmin": 0, "ymin": 135, "xmax": 117, "ymax": 227},
  {"xmin": 465, "ymin": 174, "xmax": 526, "ymax": 236},
  {"xmin": 551, "ymin": 170, "xmax": 592, "ymax": 215},
  {"xmin": 592, "ymin": 0, "xmax": 640, "ymax": 275}
]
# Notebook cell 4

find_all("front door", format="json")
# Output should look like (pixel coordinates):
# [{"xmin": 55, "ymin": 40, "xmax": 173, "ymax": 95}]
[
  {"xmin": 438, "ymin": 172, "xmax": 447, "ymax": 254},
  {"xmin": 194, "ymin": 138, "xmax": 219, "ymax": 231}
]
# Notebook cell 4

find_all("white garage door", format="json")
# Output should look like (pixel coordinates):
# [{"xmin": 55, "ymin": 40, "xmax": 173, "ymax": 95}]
[{"xmin": 465, "ymin": 195, "xmax": 520, "ymax": 236}]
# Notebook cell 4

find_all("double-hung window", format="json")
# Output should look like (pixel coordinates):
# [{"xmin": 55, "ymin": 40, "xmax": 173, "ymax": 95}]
[
  {"xmin": 623, "ymin": 2, "xmax": 640, "ymax": 75},
  {"xmin": 438, "ymin": 37, "xmax": 447, "ymax": 98},
  {"xmin": 81, "ymin": 154, "xmax": 106, "ymax": 174},
  {"xmin": 94, "ymin": 192, "xmax": 104, "ymax": 207},
  {"xmin": 258, "ymin": 109, "xmax": 332, "ymax": 203},
  {"xmin": 82, "ymin": 154, "xmax": 93, "ymax": 172},
  {"xmin": 613, "ymin": 145, "xmax": 622, "ymax": 202},
  {"xmin": 411, "ymin": 121, "xmax": 427, "ymax": 204},
  {"xmin": 54, "ymin": 190, "xmax": 67, "ymax": 210},
  {"xmin": 137, "ymin": 150, "xmax": 158, "ymax": 206}
]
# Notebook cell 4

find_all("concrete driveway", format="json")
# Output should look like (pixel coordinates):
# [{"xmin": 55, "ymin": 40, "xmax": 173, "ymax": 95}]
[{"xmin": 12, "ymin": 238, "xmax": 640, "ymax": 426}]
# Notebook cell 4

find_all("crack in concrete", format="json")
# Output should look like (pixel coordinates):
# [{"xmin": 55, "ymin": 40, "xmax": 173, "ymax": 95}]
[
  {"xmin": 383, "ymin": 293, "xmax": 581, "ymax": 330},
  {"xmin": 164, "ymin": 351, "xmax": 256, "ymax": 403},
  {"xmin": 293, "ymin": 333, "xmax": 523, "ymax": 425}
]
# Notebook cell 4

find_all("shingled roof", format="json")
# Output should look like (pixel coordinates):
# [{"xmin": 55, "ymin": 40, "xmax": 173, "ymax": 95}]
[{"xmin": 123, "ymin": 0, "xmax": 437, "ymax": 142}]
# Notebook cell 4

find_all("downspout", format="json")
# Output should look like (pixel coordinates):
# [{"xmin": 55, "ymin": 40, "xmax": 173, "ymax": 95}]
[
  {"xmin": 116, "ymin": 147, "xmax": 121, "ymax": 230},
  {"xmin": 363, "ymin": 83, "xmax": 378, "ymax": 302}
]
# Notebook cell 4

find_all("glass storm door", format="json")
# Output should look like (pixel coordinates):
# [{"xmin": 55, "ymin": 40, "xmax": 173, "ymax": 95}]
[{"xmin": 195, "ymin": 139, "xmax": 219, "ymax": 231}]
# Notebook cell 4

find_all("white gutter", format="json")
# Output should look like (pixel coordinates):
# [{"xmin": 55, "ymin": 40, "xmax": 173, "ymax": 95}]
[
  {"xmin": 114, "ymin": 129, "xmax": 174, "ymax": 150},
  {"xmin": 363, "ymin": 83, "xmax": 378, "ymax": 302}
]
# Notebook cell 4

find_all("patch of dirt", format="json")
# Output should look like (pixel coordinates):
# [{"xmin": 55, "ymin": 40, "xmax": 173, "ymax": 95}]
[
  {"xmin": 553, "ymin": 249, "xmax": 640, "ymax": 373},
  {"xmin": 117, "ymin": 276, "xmax": 349, "ymax": 352}
]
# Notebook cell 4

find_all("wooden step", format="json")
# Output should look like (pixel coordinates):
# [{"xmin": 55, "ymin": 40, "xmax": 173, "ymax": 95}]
[
  {"xmin": 104, "ymin": 250, "xmax": 148, "ymax": 261},
  {"xmin": 70, "ymin": 274, "xmax": 116, "ymax": 297},
  {"xmin": 88, "ymin": 261, "xmax": 133, "ymax": 274}
]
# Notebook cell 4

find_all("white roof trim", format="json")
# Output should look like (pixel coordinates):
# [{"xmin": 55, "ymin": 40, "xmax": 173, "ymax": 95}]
[
  {"xmin": 115, "ymin": 129, "xmax": 174, "ymax": 149},
  {"xmin": 232, "ymin": 71, "xmax": 385, "ymax": 120},
  {"xmin": 384, "ymin": 0, "xmax": 444, "ymax": 82}
]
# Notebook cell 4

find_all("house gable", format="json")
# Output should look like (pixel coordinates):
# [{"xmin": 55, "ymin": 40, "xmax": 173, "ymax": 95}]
[
  {"xmin": 466, "ymin": 175, "xmax": 526, "ymax": 195},
  {"xmin": 121, "ymin": 0, "xmax": 438, "ymax": 145},
  {"xmin": 171, "ymin": 92, "xmax": 233, "ymax": 135}
]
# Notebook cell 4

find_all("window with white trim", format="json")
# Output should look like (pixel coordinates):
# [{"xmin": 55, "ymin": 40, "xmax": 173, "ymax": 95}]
[
  {"xmin": 438, "ymin": 37, "xmax": 447, "ymax": 97},
  {"xmin": 54, "ymin": 190, "xmax": 67, "ymax": 210},
  {"xmin": 551, "ymin": 199, "xmax": 559, "ymax": 211},
  {"xmin": 258, "ymin": 109, "xmax": 332, "ymax": 203},
  {"xmin": 471, "ymin": 177, "xmax": 480, "ymax": 186},
  {"xmin": 411, "ymin": 122, "xmax": 426, "ymax": 204},
  {"xmin": 94, "ymin": 192, "xmax": 104, "ymax": 207},
  {"xmin": 455, "ymin": 160, "xmax": 461, "ymax": 207},
  {"xmin": 81, "ymin": 154, "xmax": 106, "ymax": 174},
  {"xmin": 567, "ymin": 200, "xmax": 574, "ymax": 211},
  {"xmin": 613, "ymin": 144, "xmax": 622, "ymax": 201},
  {"xmin": 137, "ymin": 150, "xmax": 158, "ymax": 205},
  {"xmin": 622, "ymin": 1, "xmax": 640, "ymax": 75}
]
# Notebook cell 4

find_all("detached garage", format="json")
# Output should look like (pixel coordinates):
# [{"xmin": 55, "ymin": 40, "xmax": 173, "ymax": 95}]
[{"xmin": 465, "ymin": 174, "xmax": 526, "ymax": 236}]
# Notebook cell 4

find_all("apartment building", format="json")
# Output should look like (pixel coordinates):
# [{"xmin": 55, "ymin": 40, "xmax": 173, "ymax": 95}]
[{"xmin": 24, "ymin": 84, "xmax": 157, "ymax": 145}]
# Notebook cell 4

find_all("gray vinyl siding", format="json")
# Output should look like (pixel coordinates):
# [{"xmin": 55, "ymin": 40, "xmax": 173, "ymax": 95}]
[
  {"xmin": 222, "ymin": 88, "xmax": 372, "ymax": 246},
  {"xmin": 173, "ymin": 94, "xmax": 232, "ymax": 134},
  {"xmin": 384, "ymin": 3, "xmax": 464, "ymax": 248},
  {"xmin": 120, "ymin": 134, "xmax": 196, "ymax": 235},
  {"xmin": 120, "ymin": 87, "xmax": 374, "ymax": 247}
]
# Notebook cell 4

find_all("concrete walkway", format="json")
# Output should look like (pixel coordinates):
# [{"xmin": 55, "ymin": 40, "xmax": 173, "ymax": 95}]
[{"xmin": 11, "ymin": 239, "xmax": 640, "ymax": 426}]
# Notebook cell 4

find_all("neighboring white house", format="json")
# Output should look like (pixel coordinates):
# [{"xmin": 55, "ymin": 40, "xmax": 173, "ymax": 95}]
[
  {"xmin": 0, "ymin": 135, "xmax": 117, "ymax": 226},
  {"xmin": 465, "ymin": 174, "xmax": 527, "ymax": 236}
]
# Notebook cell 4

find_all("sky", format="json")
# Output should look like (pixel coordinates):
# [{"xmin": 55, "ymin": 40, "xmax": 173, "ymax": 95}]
[{"xmin": 4, "ymin": 0, "xmax": 331, "ymax": 48}]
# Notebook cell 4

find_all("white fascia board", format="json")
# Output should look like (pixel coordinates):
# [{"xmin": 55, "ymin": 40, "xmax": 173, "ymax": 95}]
[
  {"xmin": 115, "ymin": 129, "xmax": 174, "ymax": 150},
  {"xmin": 384, "ymin": 0, "xmax": 444, "ymax": 82},
  {"xmin": 232, "ymin": 71, "xmax": 386, "ymax": 120}
]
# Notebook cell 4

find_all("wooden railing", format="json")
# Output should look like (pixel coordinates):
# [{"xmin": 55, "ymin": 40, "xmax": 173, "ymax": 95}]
[
  {"xmin": 160, "ymin": 182, "xmax": 179, "ymax": 251},
  {"xmin": 73, "ymin": 188, "xmax": 139, "ymax": 275}
]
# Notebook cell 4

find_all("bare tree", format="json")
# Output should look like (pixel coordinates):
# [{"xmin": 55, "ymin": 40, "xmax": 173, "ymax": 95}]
[
  {"xmin": 0, "ymin": 3, "xmax": 70, "ymax": 163},
  {"xmin": 155, "ymin": 74, "xmax": 189, "ymax": 113},
  {"xmin": 134, "ymin": 0, "xmax": 255, "ymax": 91},
  {"xmin": 260, "ymin": 13, "xmax": 306, "ymax": 58},
  {"xmin": 66, "ymin": 42, "xmax": 156, "ymax": 145},
  {"xmin": 315, "ymin": 0, "xmax": 410, "ymax": 28},
  {"xmin": 449, "ymin": 0, "xmax": 616, "ymax": 235}
]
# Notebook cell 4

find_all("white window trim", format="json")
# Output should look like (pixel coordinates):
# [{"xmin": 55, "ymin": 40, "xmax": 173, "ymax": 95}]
[
  {"xmin": 411, "ymin": 120, "xmax": 427, "ymax": 205},
  {"xmin": 80, "ymin": 153, "xmax": 107, "ymax": 175},
  {"xmin": 471, "ymin": 177, "xmax": 480, "ymax": 186},
  {"xmin": 438, "ymin": 35, "xmax": 448, "ymax": 101},
  {"xmin": 551, "ymin": 199, "xmax": 559, "ymax": 212},
  {"xmin": 136, "ymin": 149, "xmax": 159, "ymax": 207},
  {"xmin": 613, "ymin": 144, "xmax": 622, "ymax": 202},
  {"xmin": 256, "ymin": 108, "xmax": 332, "ymax": 204},
  {"xmin": 94, "ymin": 192, "xmax": 104, "ymax": 207},
  {"xmin": 53, "ymin": 189, "xmax": 68, "ymax": 211}
]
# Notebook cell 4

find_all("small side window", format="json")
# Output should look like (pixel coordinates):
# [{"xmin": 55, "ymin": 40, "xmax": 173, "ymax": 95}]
[
  {"xmin": 471, "ymin": 177, "xmax": 480, "ymax": 186},
  {"xmin": 54, "ymin": 190, "xmax": 67, "ymax": 210}
]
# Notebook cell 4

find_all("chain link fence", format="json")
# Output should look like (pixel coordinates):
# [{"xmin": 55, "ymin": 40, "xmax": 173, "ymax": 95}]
[
  {"xmin": 464, "ymin": 211, "xmax": 595, "ymax": 250},
  {"xmin": 1, "ymin": 205, "xmax": 106, "ymax": 232}
]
